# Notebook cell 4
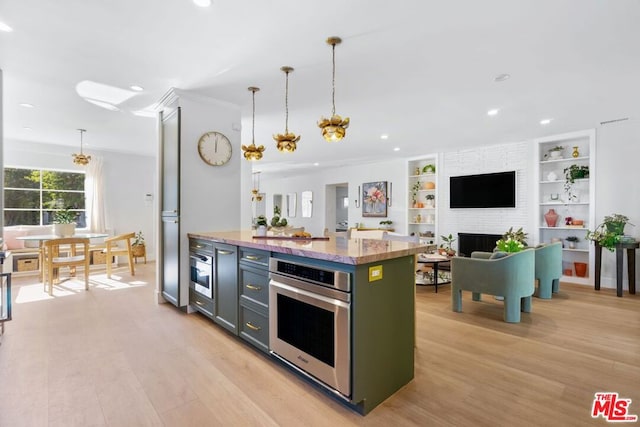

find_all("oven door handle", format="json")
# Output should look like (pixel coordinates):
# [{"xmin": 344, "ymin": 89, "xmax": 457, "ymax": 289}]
[
  {"xmin": 269, "ymin": 279, "xmax": 350, "ymax": 309},
  {"xmin": 190, "ymin": 254, "xmax": 210, "ymax": 263}
]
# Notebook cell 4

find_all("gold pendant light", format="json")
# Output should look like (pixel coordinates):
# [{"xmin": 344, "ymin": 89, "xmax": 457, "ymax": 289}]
[
  {"xmin": 318, "ymin": 37, "xmax": 350, "ymax": 142},
  {"xmin": 251, "ymin": 171, "xmax": 263, "ymax": 201},
  {"xmin": 273, "ymin": 66, "xmax": 300, "ymax": 152},
  {"xmin": 72, "ymin": 128, "xmax": 91, "ymax": 165},
  {"xmin": 242, "ymin": 87, "xmax": 266, "ymax": 161}
]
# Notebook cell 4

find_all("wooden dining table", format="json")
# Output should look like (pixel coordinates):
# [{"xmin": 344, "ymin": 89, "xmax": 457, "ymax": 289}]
[{"xmin": 16, "ymin": 233, "xmax": 109, "ymax": 281}]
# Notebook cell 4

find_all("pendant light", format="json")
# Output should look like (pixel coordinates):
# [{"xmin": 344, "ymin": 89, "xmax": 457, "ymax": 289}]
[
  {"xmin": 317, "ymin": 37, "xmax": 350, "ymax": 142},
  {"xmin": 242, "ymin": 87, "xmax": 266, "ymax": 161},
  {"xmin": 72, "ymin": 128, "xmax": 91, "ymax": 165},
  {"xmin": 273, "ymin": 66, "xmax": 300, "ymax": 152},
  {"xmin": 251, "ymin": 171, "xmax": 263, "ymax": 201}
]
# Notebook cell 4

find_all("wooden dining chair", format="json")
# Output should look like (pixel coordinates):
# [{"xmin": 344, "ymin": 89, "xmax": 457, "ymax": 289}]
[
  {"xmin": 42, "ymin": 237, "xmax": 90, "ymax": 296},
  {"xmin": 104, "ymin": 232, "xmax": 136, "ymax": 279}
]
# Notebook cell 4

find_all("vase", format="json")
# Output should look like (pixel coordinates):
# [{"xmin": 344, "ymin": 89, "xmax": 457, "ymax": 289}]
[
  {"xmin": 549, "ymin": 150, "xmax": 562, "ymax": 159},
  {"xmin": 574, "ymin": 262, "xmax": 588, "ymax": 277},
  {"xmin": 53, "ymin": 223, "xmax": 76, "ymax": 237},
  {"xmin": 256, "ymin": 225, "xmax": 267, "ymax": 236},
  {"xmin": 544, "ymin": 209, "xmax": 559, "ymax": 227},
  {"xmin": 547, "ymin": 171, "xmax": 558, "ymax": 181},
  {"xmin": 572, "ymin": 146, "xmax": 579, "ymax": 157}
]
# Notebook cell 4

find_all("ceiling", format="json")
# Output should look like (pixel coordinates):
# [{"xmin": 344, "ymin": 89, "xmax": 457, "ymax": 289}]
[{"xmin": 1, "ymin": 0, "xmax": 639, "ymax": 173}]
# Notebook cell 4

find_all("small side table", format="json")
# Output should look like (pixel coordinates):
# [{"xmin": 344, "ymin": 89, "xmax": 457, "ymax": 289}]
[
  {"xmin": 416, "ymin": 255, "xmax": 451, "ymax": 293},
  {"xmin": 595, "ymin": 241, "xmax": 638, "ymax": 297}
]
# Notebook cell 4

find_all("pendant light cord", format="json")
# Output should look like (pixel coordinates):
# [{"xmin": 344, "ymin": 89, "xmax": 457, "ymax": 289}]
[
  {"xmin": 331, "ymin": 43, "xmax": 336, "ymax": 116},
  {"xmin": 251, "ymin": 90, "xmax": 256, "ymax": 145},
  {"xmin": 285, "ymin": 70, "xmax": 290, "ymax": 133}
]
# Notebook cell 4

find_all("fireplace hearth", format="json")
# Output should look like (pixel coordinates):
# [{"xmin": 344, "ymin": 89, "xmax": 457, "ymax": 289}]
[{"xmin": 458, "ymin": 233, "xmax": 502, "ymax": 257}]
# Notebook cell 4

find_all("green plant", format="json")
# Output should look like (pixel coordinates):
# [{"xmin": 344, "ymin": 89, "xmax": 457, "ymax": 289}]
[
  {"xmin": 422, "ymin": 164, "xmax": 436, "ymax": 174},
  {"xmin": 586, "ymin": 213, "xmax": 634, "ymax": 251},
  {"xmin": 495, "ymin": 238, "xmax": 525, "ymax": 252},
  {"xmin": 133, "ymin": 231, "xmax": 145, "ymax": 246},
  {"xmin": 53, "ymin": 209, "xmax": 76, "ymax": 224},
  {"xmin": 544, "ymin": 145, "xmax": 564, "ymax": 159},
  {"xmin": 425, "ymin": 194, "xmax": 435, "ymax": 200},
  {"xmin": 411, "ymin": 180, "xmax": 421, "ymax": 203},
  {"xmin": 440, "ymin": 234, "xmax": 456, "ymax": 250},
  {"xmin": 502, "ymin": 227, "xmax": 528, "ymax": 246},
  {"xmin": 379, "ymin": 220, "xmax": 393, "ymax": 225},
  {"xmin": 256, "ymin": 215, "xmax": 268, "ymax": 227},
  {"xmin": 564, "ymin": 164, "xmax": 589, "ymax": 201}
]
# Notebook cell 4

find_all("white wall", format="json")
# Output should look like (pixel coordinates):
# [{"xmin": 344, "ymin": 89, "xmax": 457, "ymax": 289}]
[{"xmin": 4, "ymin": 140, "xmax": 157, "ymax": 259}]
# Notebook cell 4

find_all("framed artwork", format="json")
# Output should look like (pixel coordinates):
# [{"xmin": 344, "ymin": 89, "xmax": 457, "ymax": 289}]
[{"xmin": 362, "ymin": 181, "xmax": 388, "ymax": 217}]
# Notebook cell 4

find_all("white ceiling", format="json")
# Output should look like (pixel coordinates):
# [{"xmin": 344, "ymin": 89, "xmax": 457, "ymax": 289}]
[{"xmin": 1, "ymin": 0, "xmax": 639, "ymax": 172}]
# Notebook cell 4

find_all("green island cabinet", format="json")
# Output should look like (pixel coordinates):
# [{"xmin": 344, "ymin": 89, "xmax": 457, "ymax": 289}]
[{"xmin": 186, "ymin": 232, "xmax": 418, "ymax": 415}]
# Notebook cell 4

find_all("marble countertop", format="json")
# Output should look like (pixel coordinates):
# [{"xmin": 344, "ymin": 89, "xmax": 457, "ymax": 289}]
[{"xmin": 188, "ymin": 230, "xmax": 429, "ymax": 265}]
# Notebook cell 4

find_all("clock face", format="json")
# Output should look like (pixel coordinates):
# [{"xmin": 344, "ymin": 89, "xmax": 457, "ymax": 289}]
[{"xmin": 197, "ymin": 132, "xmax": 232, "ymax": 166}]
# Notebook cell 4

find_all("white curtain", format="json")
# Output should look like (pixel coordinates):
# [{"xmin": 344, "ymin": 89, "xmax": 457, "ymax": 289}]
[{"xmin": 85, "ymin": 156, "xmax": 106, "ymax": 232}]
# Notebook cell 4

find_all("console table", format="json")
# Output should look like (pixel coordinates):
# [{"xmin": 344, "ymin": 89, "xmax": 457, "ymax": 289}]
[{"xmin": 595, "ymin": 241, "xmax": 639, "ymax": 297}]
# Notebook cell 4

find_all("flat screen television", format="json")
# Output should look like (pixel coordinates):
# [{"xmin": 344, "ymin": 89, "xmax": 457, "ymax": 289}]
[{"xmin": 449, "ymin": 171, "xmax": 516, "ymax": 208}]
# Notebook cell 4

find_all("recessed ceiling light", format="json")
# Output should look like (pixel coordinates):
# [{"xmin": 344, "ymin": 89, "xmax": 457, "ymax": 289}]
[
  {"xmin": 313, "ymin": 162, "xmax": 319, "ymax": 166},
  {"xmin": 393, "ymin": 147, "xmax": 400, "ymax": 152},
  {"xmin": 22, "ymin": 126, "xmax": 32, "ymax": 130},
  {"xmin": 494, "ymin": 74, "xmax": 510, "ymax": 82},
  {"xmin": 487, "ymin": 109, "xmax": 499, "ymax": 116},
  {"xmin": 193, "ymin": 0, "xmax": 212, "ymax": 7},
  {"xmin": 0, "ymin": 22, "xmax": 13, "ymax": 32},
  {"xmin": 380, "ymin": 134, "xmax": 389, "ymax": 140},
  {"xmin": 540, "ymin": 119, "xmax": 552, "ymax": 125},
  {"xmin": 19, "ymin": 103, "xmax": 34, "ymax": 108},
  {"xmin": 130, "ymin": 85, "xmax": 144, "ymax": 92}
]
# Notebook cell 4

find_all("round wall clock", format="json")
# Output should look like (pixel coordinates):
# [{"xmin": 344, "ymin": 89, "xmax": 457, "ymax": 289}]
[{"xmin": 197, "ymin": 131, "xmax": 232, "ymax": 166}]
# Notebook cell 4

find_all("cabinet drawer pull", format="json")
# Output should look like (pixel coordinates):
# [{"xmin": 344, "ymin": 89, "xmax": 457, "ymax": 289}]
[
  {"xmin": 245, "ymin": 322, "xmax": 261, "ymax": 331},
  {"xmin": 218, "ymin": 250, "xmax": 234, "ymax": 255},
  {"xmin": 194, "ymin": 300, "xmax": 204, "ymax": 306},
  {"xmin": 246, "ymin": 284, "xmax": 262, "ymax": 291},
  {"xmin": 245, "ymin": 255, "xmax": 261, "ymax": 261}
]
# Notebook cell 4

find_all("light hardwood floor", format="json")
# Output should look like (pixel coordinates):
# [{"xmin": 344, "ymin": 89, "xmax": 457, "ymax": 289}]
[{"xmin": 1, "ymin": 263, "xmax": 638, "ymax": 426}]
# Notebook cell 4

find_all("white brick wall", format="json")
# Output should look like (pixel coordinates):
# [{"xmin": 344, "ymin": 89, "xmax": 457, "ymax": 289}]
[{"xmin": 439, "ymin": 141, "xmax": 530, "ymax": 250}]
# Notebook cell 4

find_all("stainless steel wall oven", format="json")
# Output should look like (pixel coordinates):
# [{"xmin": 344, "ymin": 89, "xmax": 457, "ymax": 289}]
[
  {"xmin": 189, "ymin": 241, "xmax": 213, "ymax": 299},
  {"xmin": 268, "ymin": 258, "xmax": 351, "ymax": 398}
]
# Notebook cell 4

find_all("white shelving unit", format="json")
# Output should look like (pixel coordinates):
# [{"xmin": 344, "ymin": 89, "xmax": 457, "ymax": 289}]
[
  {"xmin": 407, "ymin": 155, "xmax": 438, "ymax": 247},
  {"xmin": 534, "ymin": 129, "xmax": 596, "ymax": 285}
]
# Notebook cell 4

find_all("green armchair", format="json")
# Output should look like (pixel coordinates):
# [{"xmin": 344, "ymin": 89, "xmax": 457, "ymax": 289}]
[
  {"xmin": 534, "ymin": 242, "xmax": 563, "ymax": 299},
  {"xmin": 451, "ymin": 249, "xmax": 535, "ymax": 323}
]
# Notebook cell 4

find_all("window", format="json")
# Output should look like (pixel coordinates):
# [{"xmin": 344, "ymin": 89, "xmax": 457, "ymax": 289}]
[{"xmin": 3, "ymin": 167, "xmax": 86, "ymax": 227}]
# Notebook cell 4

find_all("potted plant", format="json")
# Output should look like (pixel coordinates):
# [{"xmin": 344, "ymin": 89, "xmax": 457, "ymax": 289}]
[
  {"xmin": 565, "ymin": 235, "xmax": 579, "ymax": 249},
  {"xmin": 586, "ymin": 213, "xmax": 634, "ymax": 251},
  {"xmin": 379, "ymin": 220, "xmax": 393, "ymax": 230},
  {"xmin": 411, "ymin": 180, "xmax": 421, "ymax": 207},
  {"xmin": 422, "ymin": 164, "xmax": 436, "ymax": 174},
  {"xmin": 132, "ymin": 231, "xmax": 146, "ymax": 258},
  {"xmin": 495, "ymin": 227, "xmax": 528, "ymax": 252},
  {"xmin": 439, "ymin": 233, "xmax": 456, "ymax": 256},
  {"xmin": 425, "ymin": 194, "xmax": 435, "ymax": 208},
  {"xmin": 255, "ymin": 215, "xmax": 268, "ymax": 236},
  {"xmin": 545, "ymin": 145, "xmax": 564, "ymax": 159},
  {"xmin": 563, "ymin": 164, "xmax": 589, "ymax": 202},
  {"xmin": 52, "ymin": 208, "xmax": 77, "ymax": 237}
]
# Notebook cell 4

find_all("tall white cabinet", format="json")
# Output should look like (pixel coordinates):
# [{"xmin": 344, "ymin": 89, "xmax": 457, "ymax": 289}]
[
  {"xmin": 534, "ymin": 129, "xmax": 596, "ymax": 285},
  {"xmin": 407, "ymin": 155, "xmax": 438, "ymax": 246}
]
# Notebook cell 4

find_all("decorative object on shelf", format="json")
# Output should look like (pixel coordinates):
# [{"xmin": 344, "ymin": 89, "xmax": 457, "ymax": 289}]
[
  {"xmin": 547, "ymin": 171, "xmax": 558, "ymax": 182},
  {"xmin": 414, "ymin": 167, "xmax": 420, "ymax": 175},
  {"xmin": 425, "ymin": 194, "xmax": 435, "ymax": 208},
  {"xmin": 549, "ymin": 193, "xmax": 560, "ymax": 201},
  {"xmin": 565, "ymin": 235, "xmax": 579, "ymax": 249},
  {"xmin": 544, "ymin": 208, "xmax": 559, "ymax": 227},
  {"xmin": 242, "ymin": 87, "xmax": 266, "ymax": 161},
  {"xmin": 426, "ymin": 214, "xmax": 435, "ymax": 224},
  {"xmin": 574, "ymin": 261, "xmax": 588, "ymax": 277},
  {"xmin": 72, "ymin": 128, "xmax": 91, "ymax": 166},
  {"xmin": 362, "ymin": 181, "xmax": 387, "ymax": 217},
  {"xmin": 411, "ymin": 180, "xmax": 421, "ymax": 207},
  {"xmin": 586, "ymin": 213, "xmax": 634, "ymax": 251},
  {"xmin": 495, "ymin": 226, "xmax": 528, "ymax": 252},
  {"xmin": 563, "ymin": 164, "xmax": 589, "ymax": 202},
  {"xmin": 572, "ymin": 146, "xmax": 580, "ymax": 158},
  {"xmin": 423, "ymin": 181, "xmax": 435, "ymax": 190},
  {"xmin": 545, "ymin": 145, "xmax": 564, "ymax": 159},
  {"xmin": 379, "ymin": 220, "xmax": 393, "ymax": 230},
  {"xmin": 255, "ymin": 215, "xmax": 268, "ymax": 236},
  {"xmin": 422, "ymin": 164, "xmax": 436, "ymax": 174},
  {"xmin": 563, "ymin": 268, "xmax": 573, "ymax": 276},
  {"xmin": 439, "ymin": 233, "xmax": 456, "ymax": 256},
  {"xmin": 317, "ymin": 37, "xmax": 350, "ymax": 142},
  {"xmin": 53, "ymin": 208, "xmax": 77, "ymax": 237},
  {"xmin": 273, "ymin": 66, "xmax": 301, "ymax": 153}
]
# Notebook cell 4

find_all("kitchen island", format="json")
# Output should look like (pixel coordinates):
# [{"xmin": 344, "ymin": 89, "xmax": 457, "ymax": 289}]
[{"xmin": 187, "ymin": 230, "xmax": 427, "ymax": 415}]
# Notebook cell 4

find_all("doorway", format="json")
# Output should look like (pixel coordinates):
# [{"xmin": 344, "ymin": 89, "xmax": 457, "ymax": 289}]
[{"xmin": 325, "ymin": 183, "xmax": 349, "ymax": 233}]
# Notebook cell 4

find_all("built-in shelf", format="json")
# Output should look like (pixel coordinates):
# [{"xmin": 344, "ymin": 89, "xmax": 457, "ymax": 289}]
[
  {"xmin": 540, "ymin": 156, "xmax": 589, "ymax": 164},
  {"xmin": 408, "ymin": 156, "xmax": 438, "ymax": 244}
]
